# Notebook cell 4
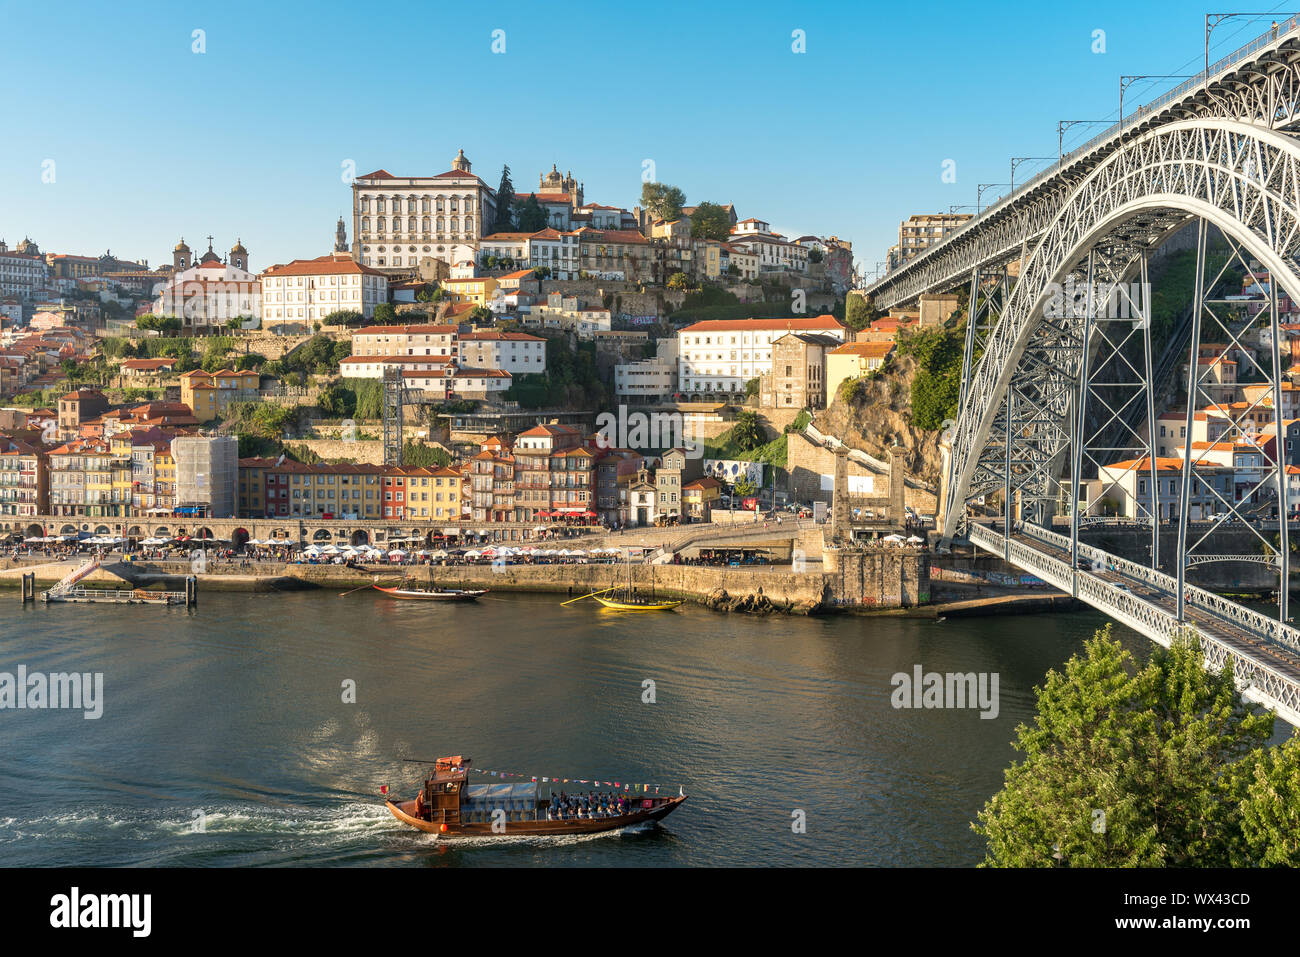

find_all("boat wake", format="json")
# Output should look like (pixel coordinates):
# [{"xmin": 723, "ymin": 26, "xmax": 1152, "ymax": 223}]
[{"xmin": 0, "ymin": 801, "xmax": 396, "ymax": 845}]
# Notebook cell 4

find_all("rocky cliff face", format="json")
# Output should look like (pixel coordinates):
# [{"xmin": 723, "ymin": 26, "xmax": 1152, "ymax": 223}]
[{"xmin": 816, "ymin": 352, "xmax": 946, "ymax": 488}]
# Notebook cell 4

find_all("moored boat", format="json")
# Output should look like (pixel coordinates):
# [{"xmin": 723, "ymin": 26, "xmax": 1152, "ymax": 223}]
[
  {"xmin": 373, "ymin": 584, "xmax": 487, "ymax": 601},
  {"xmin": 385, "ymin": 755, "xmax": 687, "ymax": 836},
  {"xmin": 593, "ymin": 590, "xmax": 683, "ymax": 611}
]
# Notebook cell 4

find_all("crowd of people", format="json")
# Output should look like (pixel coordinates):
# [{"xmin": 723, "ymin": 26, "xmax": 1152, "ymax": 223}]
[{"xmin": 546, "ymin": 790, "xmax": 632, "ymax": 821}]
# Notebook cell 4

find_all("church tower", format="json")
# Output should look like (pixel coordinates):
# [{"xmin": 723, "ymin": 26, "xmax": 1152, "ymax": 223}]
[
  {"xmin": 451, "ymin": 148, "xmax": 471, "ymax": 173},
  {"xmin": 335, "ymin": 216, "xmax": 348, "ymax": 253},
  {"xmin": 229, "ymin": 239, "xmax": 248, "ymax": 272},
  {"xmin": 174, "ymin": 238, "xmax": 192, "ymax": 272}
]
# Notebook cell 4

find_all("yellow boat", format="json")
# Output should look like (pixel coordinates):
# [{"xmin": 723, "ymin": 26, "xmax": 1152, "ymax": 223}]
[{"xmin": 593, "ymin": 592, "xmax": 683, "ymax": 611}]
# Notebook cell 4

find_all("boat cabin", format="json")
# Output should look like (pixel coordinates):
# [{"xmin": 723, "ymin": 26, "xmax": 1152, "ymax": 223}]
[{"xmin": 415, "ymin": 756, "xmax": 542, "ymax": 827}]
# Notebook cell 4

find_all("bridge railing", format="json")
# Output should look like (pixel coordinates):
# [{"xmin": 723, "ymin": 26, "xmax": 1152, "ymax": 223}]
[
  {"xmin": 1015, "ymin": 522, "xmax": 1300, "ymax": 656},
  {"xmin": 867, "ymin": 15, "xmax": 1300, "ymax": 295},
  {"xmin": 969, "ymin": 522, "xmax": 1300, "ymax": 720}
]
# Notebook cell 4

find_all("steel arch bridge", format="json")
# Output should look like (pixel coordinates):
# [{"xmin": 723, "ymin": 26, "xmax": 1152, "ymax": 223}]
[{"xmin": 864, "ymin": 20, "xmax": 1300, "ymax": 725}]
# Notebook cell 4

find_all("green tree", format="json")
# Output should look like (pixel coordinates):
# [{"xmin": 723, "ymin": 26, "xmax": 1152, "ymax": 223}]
[
  {"xmin": 733, "ymin": 475, "xmax": 757, "ymax": 499},
  {"xmin": 898, "ymin": 325, "xmax": 963, "ymax": 430},
  {"xmin": 744, "ymin": 377, "xmax": 760, "ymax": 399},
  {"xmin": 532, "ymin": 266, "xmax": 552, "ymax": 281},
  {"xmin": 318, "ymin": 383, "xmax": 357, "ymax": 418},
  {"xmin": 975, "ymin": 625, "xmax": 1275, "ymax": 867},
  {"xmin": 1235, "ymin": 734, "xmax": 1300, "ymax": 865},
  {"xmin": 514, "ymin": 195, "xmax": 548, "ymax": 231},
  {"xmin": 323, "ymin": 309, "xmax": 364, "ymax": 327},
  {"xmin": 688, "ymin": 201, "xmax": 732, "ymax": 241},
  {"xmin": 402, "ymin": 441, "xmax": 452, "ymax": 468},
  {"xmin": 666, "ymin": 271, "xmax": 691, "ymax": 290},
  {"xmin": 844, "ymin": 292, "xmax": 880, "ymax": 332},
  {"xmin": 467, "ymin": 305, "xmax": 494, "ymax": 323},
  {"xmin": 807, "ymin": 248, "xmax": 824, "ymax": 264},
  {"xmin": 732, "ymin": 409, "xmax": 764, "ymax": 451},
  {"xmin": 372, "ymin": 303, "xmax": 396, "ymax": 325},
  {"xmin": 495, "ymin": 165, "xmax": 516, "ymax": 231},
  {"xmin": 641, "ymin": 182, "xmax": 686, "ymax": 222}
]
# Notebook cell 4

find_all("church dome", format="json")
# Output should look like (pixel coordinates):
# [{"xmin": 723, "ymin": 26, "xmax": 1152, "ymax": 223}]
[
  {"xmin": 174, "ymin": 238, "xmax": 190, "ymax": 251},
  {"xmin": 230, "ymin": 239, "xmax": 247, "ymax": 255}
]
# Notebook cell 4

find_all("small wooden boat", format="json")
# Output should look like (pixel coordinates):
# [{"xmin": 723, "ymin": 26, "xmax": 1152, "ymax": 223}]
[
  {"xmin": 561, "ymin": 547, "xmax": 681, "ymax": 611},
  {"xmin": 593, "ymin": 591, "xmax": 683, "ymax": 611},
  {"xmin": 385, "ymin": 756, "xmax": 686, "ymax": 837},
  {"xmin": 373, "ymin": 584, "xmax": 487, "ymax": 601}
]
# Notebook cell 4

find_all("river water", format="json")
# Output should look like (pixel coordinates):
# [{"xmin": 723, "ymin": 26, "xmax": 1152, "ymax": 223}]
[{"xmin": 1, "ymin": 591, "xmax": 1151, "ymax": 867}]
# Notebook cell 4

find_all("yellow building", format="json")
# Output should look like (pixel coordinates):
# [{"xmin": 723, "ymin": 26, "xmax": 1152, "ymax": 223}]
[
  {"xmin": 826, "ymin": 342, "xmax": 896, "ymax": 402},
  {"xmin": 439, "ymin": 276, "xmax": 498, "ymax": 307},
  {"xmin": 180, "ymin": 369, "xmax": 260, "ymax": 423},
  {"xmin": 386, "ymin": 465, "xmax": 467, "ymax": 521},
  {"xmin": 682, "ymin": 476, "xmax": 722, "ymax": 522},
  {"xmin": 109, "ymin": 433, "xmax": 136, "ymax": 510},
  {"xmin": 697, "ymin": 241, "xmax": 723, "ymax": 279}
]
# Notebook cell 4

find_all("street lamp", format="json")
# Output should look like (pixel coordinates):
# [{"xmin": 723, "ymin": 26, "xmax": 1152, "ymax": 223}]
[
  {"xmin": 1058, "ymin": 120, "xmax": 1111, "ymax": 162},
  {"xmin": 1119, "ymin": 75, "xmax": 1192, "ymax": 127},
  {"xmin": 1010, "ymin": 157, "xmax": 1053, "ymax": 193},
  {"xmin": 1206, "ymin": 14, "xmax": 1295, "ymax": 92},
  {"xmin": 976, "ymin": 183, "xmax": 1009, "ymax": 215}
]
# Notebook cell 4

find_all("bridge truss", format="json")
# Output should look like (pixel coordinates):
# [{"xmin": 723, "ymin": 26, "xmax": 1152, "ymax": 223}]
[{"xmin": 866, "ymin": 22, "xmax": 1300, "ymax": 722}]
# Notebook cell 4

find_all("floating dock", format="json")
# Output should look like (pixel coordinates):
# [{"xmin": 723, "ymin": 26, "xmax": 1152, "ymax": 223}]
[{"xmin": 21, "ymin": 561, "xmax": 197, "ymax": 607}]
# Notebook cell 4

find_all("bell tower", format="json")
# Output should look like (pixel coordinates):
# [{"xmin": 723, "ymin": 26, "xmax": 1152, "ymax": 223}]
[{"xmin": 173, "ymin": 238, "xmax": 191, "ymax": 272}]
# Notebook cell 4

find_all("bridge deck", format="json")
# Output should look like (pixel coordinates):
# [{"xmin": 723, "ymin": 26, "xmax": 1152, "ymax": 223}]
[{"xmin": 967, "ymin": 522, "xmax": 1300, "ymax": 726}]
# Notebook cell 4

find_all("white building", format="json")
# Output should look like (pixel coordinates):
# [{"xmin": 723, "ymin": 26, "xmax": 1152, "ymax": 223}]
[
  {"xmin": 728, "ymin": 233, "xmax": 809, "ymax": 273},
  {"xmin": 0, "ymin": 240, "xmax": 49, "ymax": 300},
  {"xmin": 457, "ymin": 330, "xmax": 546, "ymax": 373},
  {"xmin": 155, "ymin": 240, "xmax": 261, "ymax": 332},
  {"xmin": 1088, "ymin": 456, "xmax": 1235, "ymax": 521},
  {"xmin": 615, "ymin": 359, "xmax": 675, "ymax": 400},
  {"xmin": 352, "ymin": 149, "xmax": 498, "ymax": 273},
  {"xmin": 259, "ymin": 254, "xmax": 388, "ymax": 333},
  {"xmin": 351, "ymin": 323, "xmax": 457, "ymax": 357},
  {"xmin": 338, "ymin": 355, "xmax": 455, "ymax": 378},
  {"xmin": 402, "ymin": 366, "xmax": 512, "ymax": 397},
  {"xmin": 477, "ymin": 232, "xmax": 534, "ymax": 266},
  {"xmin": 677, "ymin": 315, "xmax": 846, "ymax": 395},
  {"xmin": 528, "ymin": 228, "xmax": 580, "ymax": 279}
]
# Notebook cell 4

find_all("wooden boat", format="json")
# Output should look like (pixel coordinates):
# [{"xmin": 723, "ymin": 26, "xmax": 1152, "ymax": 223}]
[
  {"xmin": 593, "ymin": 591, "xmax": 683, "ymax": 611},
  {"xmin": 561, "ymin": 547, "xmax": 681, "ymax": 611},
  {"xmin": 373, "ymin": 584, "xmax": 487, "ymax": 601},
  {"xmin": 385, "ymin": 755, "xmax": 687, "ymax": 837}
]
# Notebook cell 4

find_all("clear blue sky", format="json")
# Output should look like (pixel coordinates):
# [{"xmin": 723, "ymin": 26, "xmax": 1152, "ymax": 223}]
[{"xmin": 0, "ymin": 0, "xmax": 1292, "ymax": 278}]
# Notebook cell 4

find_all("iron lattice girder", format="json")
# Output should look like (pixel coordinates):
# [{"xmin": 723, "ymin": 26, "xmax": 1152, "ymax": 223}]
[
  {"xmin": 867, "ymin": 34, "xmax": 1300, "ymax": 310},
  {"xmin": 944, "ymin": 119, "xmax": 1300, "ymax": 540}
]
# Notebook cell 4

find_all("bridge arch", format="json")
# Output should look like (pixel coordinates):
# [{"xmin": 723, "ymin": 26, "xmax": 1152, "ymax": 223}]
[{"xmin": 947, "ymin": 118, "xmax": 1300, "ymax": 533}]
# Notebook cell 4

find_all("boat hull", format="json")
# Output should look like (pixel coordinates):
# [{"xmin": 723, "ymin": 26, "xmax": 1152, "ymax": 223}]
[
  {"xmin": 373, "ymin": 586, "xmax": 487, "ymax": 601},
  {"xmin": 593, "ymin": 595, "xmax": 682, "ymax": 611},
  {"xmin": 386, "ymin": 795, "xmax": 687, "ymax": 836}
]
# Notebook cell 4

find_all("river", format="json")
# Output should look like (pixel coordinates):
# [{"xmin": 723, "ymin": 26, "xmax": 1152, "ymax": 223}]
[{"xmin": 0, "ymin": 592, "xmax": 1152, "ymax": 867}]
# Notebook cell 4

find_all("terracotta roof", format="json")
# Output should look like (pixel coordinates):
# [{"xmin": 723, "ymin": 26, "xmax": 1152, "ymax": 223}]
[
  {"xmin": 354, "ymin": 324, "xmax": 456, "ymax": 336},
  {"xmin": 830, "ymin": 342, "xmax": 894, "ymax": 358},
  {"xmin": 261, "ymin": 254, "xmax": 386, "ymax": 278},
  {"xmin": 681, "ymin": 315, "xmax": 846, "ymax": 334}
]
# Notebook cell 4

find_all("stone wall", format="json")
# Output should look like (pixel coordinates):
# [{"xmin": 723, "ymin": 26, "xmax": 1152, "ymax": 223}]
[
  {"xmin": 822, "ymin": 546, "xmax": 930, "ymax": 608},
  {"xmin": 239, "ymin": 332, "xmax": 317, "ymax": 359}
]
